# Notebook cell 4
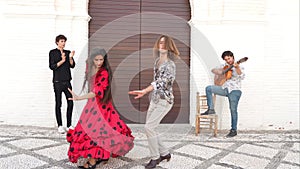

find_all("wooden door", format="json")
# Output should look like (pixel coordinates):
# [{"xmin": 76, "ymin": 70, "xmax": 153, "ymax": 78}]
[{"xmin": 88, "ymin": 0, "xmax": 190, "ymax": 123}]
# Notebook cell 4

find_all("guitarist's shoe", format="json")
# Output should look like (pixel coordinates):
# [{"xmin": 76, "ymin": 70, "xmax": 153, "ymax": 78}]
[
  {"xmin": 225, "ymin": 129, "xmax": 237, "ymax": 137},
  {"xmin": 201, "ymin": 109, "xmax": 216, "ymax": 115}
]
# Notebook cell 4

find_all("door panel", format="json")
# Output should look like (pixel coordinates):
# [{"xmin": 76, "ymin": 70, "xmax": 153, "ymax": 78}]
[{"xmin": 88, "ymin": 0, "xmax": 190, "ymax": 123}]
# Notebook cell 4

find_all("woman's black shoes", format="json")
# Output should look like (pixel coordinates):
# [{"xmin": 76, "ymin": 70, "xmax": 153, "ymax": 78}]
[
  {"xmin": 145, "ymin": 158, "xmax": 161, "ymax": 169},
  {"xmin": 160, "ymin": 153, "xmax": 171, "ymax": 162},
  {"xmin": 144, "ymin": 154, "xmax": 171, "ymax": 168},
  {"xmin": 87, "ymin": 161, "xmax": 97, "ymax": 169},
  {"xmin": 96, "ymin": 158, "xmax": 109, "ymax": 165},
  {"xmin": 78, "ymin": 158, "xmax": 109, "ymax": 169},
  {"xmin": 78, "ymin": 161, "xmax": 96, "ymax": 169}
]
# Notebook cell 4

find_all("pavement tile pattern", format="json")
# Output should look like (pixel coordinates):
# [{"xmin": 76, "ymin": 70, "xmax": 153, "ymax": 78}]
[{"xmin": 0, "ymin": 124, "xmax": 299, "ymax": 169}]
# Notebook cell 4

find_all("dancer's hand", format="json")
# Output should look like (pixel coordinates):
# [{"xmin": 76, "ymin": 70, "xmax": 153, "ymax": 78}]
[
  {"xmin": 68, "ymin": 88, "xmax": 80, "ymax": 101},
  {"xmin": 128, "ymin": 90, "xmax": 146, "ymax": 99}
]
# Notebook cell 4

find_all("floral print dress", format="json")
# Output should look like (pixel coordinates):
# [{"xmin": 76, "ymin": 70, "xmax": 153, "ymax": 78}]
[{"xmin": 66, "ymin": 68, "xmax": 134, "ymax": 163}]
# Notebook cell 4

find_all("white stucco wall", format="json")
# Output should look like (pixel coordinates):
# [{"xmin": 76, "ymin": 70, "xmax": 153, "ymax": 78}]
[
  {"xmin": 0, "ymin": 0, "xmax": 298, "ymax": 130},
  {"xmin": 0, "ymin": 0, "xmax": 90, "ymax": 127},
  {"xmin": 189, "ymin": 0, "xmax": 299, "ymax": 130}
]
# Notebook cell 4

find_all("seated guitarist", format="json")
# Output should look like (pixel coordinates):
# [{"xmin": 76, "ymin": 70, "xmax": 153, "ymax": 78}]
[{"xmin": 202, "ymin": 51, "xmax": 245, "ymax": 137}]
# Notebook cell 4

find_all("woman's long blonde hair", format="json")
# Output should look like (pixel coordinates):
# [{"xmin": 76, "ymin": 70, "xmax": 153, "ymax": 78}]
[{"xmin": 153, "ymin": 35, "xmax": 180, "ymax": 60}]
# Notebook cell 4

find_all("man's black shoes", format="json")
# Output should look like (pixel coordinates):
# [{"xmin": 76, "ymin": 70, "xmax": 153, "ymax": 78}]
[
  {"xmin": 200, "ymin": 109, "xmax": 216, "ymax": 115},
  {"xmin": 226, "ymin": 129, "xmax": 237, "ymax": 137}
]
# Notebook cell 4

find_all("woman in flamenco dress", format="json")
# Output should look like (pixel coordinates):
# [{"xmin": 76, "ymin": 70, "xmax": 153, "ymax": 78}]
[{"xmin": 67, "ymin": 48, "xmax": 134, "ymax": 169}]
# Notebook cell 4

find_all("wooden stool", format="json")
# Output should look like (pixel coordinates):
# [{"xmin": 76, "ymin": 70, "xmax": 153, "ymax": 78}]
[{"xmin": 195, "ymin": 92, "xmax": 218, "ymax": 136}]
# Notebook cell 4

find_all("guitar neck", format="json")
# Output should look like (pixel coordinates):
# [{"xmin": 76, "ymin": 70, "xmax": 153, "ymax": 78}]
[{"xmin": 221, "ymin": 57, "xmax": 247, "ymax": 75}]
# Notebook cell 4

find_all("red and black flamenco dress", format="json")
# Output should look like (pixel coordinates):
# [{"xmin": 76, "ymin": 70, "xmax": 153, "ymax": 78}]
[{"xmin": 66, "ymin": 68, "xmax": 134, "ymax": 163}]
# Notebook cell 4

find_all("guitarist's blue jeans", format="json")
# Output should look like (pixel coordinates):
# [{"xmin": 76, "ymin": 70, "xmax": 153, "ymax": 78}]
[{"xmin": 206, "ymin": 85, "xmax": 242, "ymax": 131}]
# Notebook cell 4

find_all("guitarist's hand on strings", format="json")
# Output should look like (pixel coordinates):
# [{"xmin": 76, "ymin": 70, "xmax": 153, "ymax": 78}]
[
  {"xmin": 212, "ymin": 68, "xmax": 224, "ymax": 75},
  {"xmin": 233, "ymin": 63, "xmax": 242, "ymax": 75}
]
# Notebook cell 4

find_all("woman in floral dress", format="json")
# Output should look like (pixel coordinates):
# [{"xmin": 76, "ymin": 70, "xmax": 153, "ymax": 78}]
[{"xmin": 129, "ymin": 35, "xmax": 180, "ymax": 169}]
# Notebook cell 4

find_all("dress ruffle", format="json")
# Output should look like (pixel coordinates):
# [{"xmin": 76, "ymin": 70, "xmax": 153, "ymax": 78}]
[
  {"xmin": 67, "ymin": 69, "xmax": 134, "ymax": 163},
  {"xmin": 67, "ymin": 101, "xmax": 134, "ymax": 163}
]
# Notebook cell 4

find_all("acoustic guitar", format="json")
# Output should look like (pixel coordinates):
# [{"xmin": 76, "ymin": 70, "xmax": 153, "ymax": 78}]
[{"xmin": 214, "ymin": 57, "xmax": 248, "ymax": 86}]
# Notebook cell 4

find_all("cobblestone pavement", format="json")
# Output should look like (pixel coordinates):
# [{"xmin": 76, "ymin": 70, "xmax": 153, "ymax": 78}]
[{"xmin": 0, "ymin": 124, "xmax": 299, "ymax": 169}]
